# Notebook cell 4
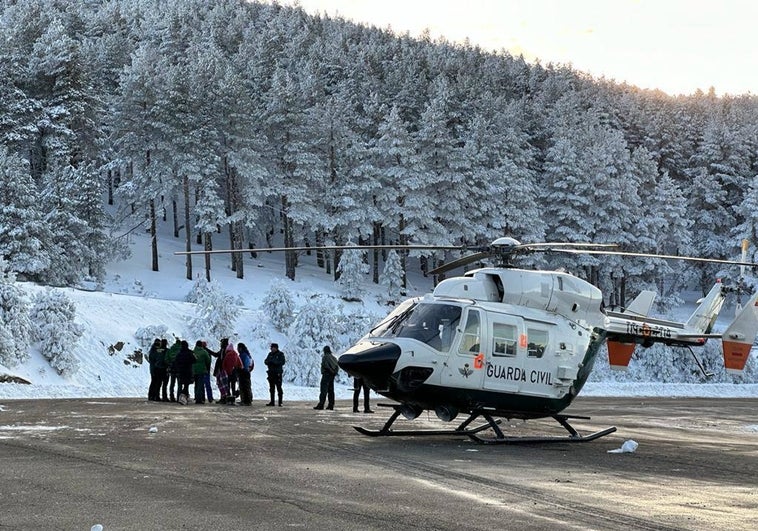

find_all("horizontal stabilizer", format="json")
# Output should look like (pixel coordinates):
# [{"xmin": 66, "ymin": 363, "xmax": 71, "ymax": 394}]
[
  {"xmin": 607, "ymin": 341, "xmax": 635, "ymax": 371},
  {"xmin": 722, "ymin": 292, "xmax": 758, "ymax": 374}
]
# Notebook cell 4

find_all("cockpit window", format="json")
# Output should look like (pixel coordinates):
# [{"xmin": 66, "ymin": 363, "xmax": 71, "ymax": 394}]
[{"xmin": 369, "ymin": 302, "xmax": 462, "ymax": 353}]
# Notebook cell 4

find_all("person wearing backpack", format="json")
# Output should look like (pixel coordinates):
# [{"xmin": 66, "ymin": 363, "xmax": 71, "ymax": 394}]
[
  {"xmin": 164, "ymin": 338, "xmax": 182, "ymax": 402},
  {"xmin": 313, "ymin": 346, "xmax": 339, "ymax": 410},
  {"xmin": 237, "ymin": 342, "xmax": 254, "ymax": 406}
]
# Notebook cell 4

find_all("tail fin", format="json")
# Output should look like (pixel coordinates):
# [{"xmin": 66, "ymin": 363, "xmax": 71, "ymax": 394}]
[
  {"xmin": 685, "ymin": 282, "xmax": 727, "ymax": 334},
  {"xmin": 607, "ymin": 341, "xmax": 636, "ymax": 371},
  {"xmin": 625, "ymin": 290, "xmax": 656, "ymax": 317},
  {"xmin": 606, "ymin": 291, "xmax": 656, "ymax": 370},
  {"xmin": 722, "ymin": 292, "xmax": 758, "ymax": 374}
]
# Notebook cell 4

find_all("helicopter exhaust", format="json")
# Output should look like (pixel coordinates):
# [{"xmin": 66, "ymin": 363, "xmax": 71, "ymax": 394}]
[{"xmin": 434, "ymin": 405, "xmax": 459, "ymax": 422}]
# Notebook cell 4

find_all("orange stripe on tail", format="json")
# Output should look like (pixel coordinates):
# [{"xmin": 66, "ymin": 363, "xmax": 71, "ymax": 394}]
[
  {"xmin": 607, "ymin": 341, "xmax": 635, "ymax": 371},
  {"xmin": 722, "ymin": 340, "xmax": 751, "ymax": 374}
]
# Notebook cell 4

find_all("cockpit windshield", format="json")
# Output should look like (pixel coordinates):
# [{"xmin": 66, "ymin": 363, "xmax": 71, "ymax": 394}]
[{"xmin": 369, "ymin": 301, "xmax": 462, "ymax": 352}]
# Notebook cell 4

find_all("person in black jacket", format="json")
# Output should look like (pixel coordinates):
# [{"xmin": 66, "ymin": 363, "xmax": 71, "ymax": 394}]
[
  {"xmin": 147, "ymin": 338, "xmax": 161, "ymax": 401},
  {"xmin": 264, "ymin": 343, "xmax": 285, "ymax": 406},
  {"xmin": 173, "ymin": 340, "xmax": 196, "ymax": 404}
]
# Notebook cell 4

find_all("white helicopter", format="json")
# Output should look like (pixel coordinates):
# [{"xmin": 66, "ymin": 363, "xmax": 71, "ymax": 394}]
[
  {"xmin": 178, "ymin": 237, "xmax": 758, "ymax": 444},
  {"xmin": 335, "ymin": 238, "xmax": 758, "ymax": 444}
]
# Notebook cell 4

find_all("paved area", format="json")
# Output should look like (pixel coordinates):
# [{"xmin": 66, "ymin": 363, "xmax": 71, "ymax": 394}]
[{"xmin": 0, "ymin": 397, "xmax": 756, "ymax": 530}]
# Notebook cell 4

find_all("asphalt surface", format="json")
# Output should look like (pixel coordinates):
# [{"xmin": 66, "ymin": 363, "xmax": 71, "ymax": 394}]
[{"xmin": 0, "ymin": 396, "xmax": 756, "ymax": 530}]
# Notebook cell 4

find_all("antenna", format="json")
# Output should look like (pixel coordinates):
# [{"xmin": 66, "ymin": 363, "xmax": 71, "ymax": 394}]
[{"xmin": 736, "ymin": 239, "xmax": 749, "ymax": 316}]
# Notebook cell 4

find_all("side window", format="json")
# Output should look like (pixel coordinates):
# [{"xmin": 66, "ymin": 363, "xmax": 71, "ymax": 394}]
[
  {"xmin": 527, "ymin": 328, "xmax": 548, "ymax": 358},
  {"xmin": 459, "ymin": 310, "xmax": 481, "ymax": 354},
  {"xmin": 492, "ymin": 323, "xmax": 517, "ymax": 357}
]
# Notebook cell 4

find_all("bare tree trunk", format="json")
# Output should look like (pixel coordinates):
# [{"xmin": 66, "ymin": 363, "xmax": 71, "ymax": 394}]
[
  {"xmin": 107, "ymin": 169, "xmax": 113, "ymax": 205},
  {"xmin": 146, "ymin": 149, "xmax": 159, "ymax": 272},
  {"xmin": 195, "ymin": 187, "xmax": 202, "ymax": 245},
  {"xmin": 372, "ymin": 222, "xmax": 380, "ymax": 284},
  {"xmin": 235, "ymin": 222, "xmax": 244, "ymax": 279},
  {"xmin": 173, "ymin": 197, "xmax": 179, "ymax": 238},
  {"xmin": 283, "ymin": 195, "xmax": 296, "ymax": 280},
  {"xmin": 149, "ymin": 198, "xmax": 158, "ymax": 272},
  {"xmin": 316, "ymin": 231, "xmax": 325, "ymax": 268},
  {"xmin": 183, "ymin": 175, "xmax": 192, "ymax": 280},
  {"xmin": 204, "ymin": 232, "xmax": 212, "ymax": 282},
  {"xmin": 399, "ymin": 214, "xmax": 407, "ymax": 288}
]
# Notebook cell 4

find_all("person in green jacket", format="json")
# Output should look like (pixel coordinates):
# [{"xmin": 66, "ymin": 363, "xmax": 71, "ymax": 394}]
[
  {"xmin": 192, "ymin": 341, "xmax": 212, "ymax": 404},
  {"xmin": 164, "ymin": 338, "xmax": 181, "ymax": 402}
]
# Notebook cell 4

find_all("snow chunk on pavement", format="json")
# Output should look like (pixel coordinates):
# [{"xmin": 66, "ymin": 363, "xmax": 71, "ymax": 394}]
[{"xmin": 608, "ymin": 439, "xmax": 638, "ymax": 453}]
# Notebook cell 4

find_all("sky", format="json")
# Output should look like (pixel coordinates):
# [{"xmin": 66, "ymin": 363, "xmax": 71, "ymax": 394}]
[
  {"xmin": 1, "ymin": 228, "xmax": 756, "ymax": 400},
  {"xmin": 281, "ymin": 0, "xmax": 757, "ymax": 96}
]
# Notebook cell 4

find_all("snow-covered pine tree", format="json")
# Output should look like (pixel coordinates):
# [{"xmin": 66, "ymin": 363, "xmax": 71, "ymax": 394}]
[
  {"xmin": 185, "ymin": 276, "xmax": 211, "ymax": 304},
  {"xmin": 368, "ymin": 104, "xmax": 420, "ymax": 286},
  {"xmin": 29, "ymin": 289, "xmax": 83, "ymax": 376},
  {"xmin": 0, "ymin": 258, "xmax": 32, "ymax": 367},
  {"xmin": 0, "ymin": 146, "xmax": 50, "ymax": 277},
  {"xmin": 286, "ymin": 296, "xmax": 340, "ymax": 386},
  {"xmin": 262, "ymin": 280, "xmax": 296, "ymax": 332},
  {"xmin": 187, "ymin": 279, "xmax": 240, "ymax": 342},
  {"xmin": 336, "ymin": 247, "xmax": 368, "ymax": 301},
  {"xmin": 380, "ymin": 250, "xmax": 404, "ymax": 305}
]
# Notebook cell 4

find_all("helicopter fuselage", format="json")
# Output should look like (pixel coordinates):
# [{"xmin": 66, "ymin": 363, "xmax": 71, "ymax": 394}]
[{"xmin": 339, "ymin": 268, "xmax": 608, "ymax": 420}]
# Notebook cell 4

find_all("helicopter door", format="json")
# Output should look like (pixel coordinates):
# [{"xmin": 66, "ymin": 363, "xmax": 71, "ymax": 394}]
[
  {"xmin": 482, "ymin": 316, "xmax": 524, "ymax": 393},
  {"xmin": 440, "ymin": 308, "xmax": 486, "ymax": 389}
]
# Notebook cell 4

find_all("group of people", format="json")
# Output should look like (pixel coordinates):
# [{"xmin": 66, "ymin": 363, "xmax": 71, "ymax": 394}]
[
  {"xmin": 147, "ymin": 340, "xmax": 372, "ymax": 411},
  {"xmin": 147, "ymin": 337, "xmax": 255, "ymax": 405}
]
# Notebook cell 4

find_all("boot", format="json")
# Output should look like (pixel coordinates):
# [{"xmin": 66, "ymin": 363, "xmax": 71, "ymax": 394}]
[
  {"xmin": 266, "ymin": 391, "xmax": 275, "ymax": 406},
  {"xmin": 326, "ymin": 404, "xmax": 334, "ymax": 410},
  {"xmin": 313, "ymin": 404, "xmax": 324, "ymax": 410},
  {"xmin": 278, "ymin": 396, "xmax": 283, "ymax": 407}
]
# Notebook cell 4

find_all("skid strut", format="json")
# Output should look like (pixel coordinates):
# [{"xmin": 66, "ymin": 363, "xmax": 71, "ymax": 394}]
[{"xmin": 353, "ymin": 405, "xmax": 616, "ymax": 444}]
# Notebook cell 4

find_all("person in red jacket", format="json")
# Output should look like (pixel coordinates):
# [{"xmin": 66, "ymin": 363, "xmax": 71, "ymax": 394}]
[{"xmin": 221, "ymin": 342, "xmax": 243, "ymax": 405}]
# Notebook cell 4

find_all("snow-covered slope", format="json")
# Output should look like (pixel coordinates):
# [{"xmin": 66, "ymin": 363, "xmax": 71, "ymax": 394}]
[{"xmin": 1, "ymin": 231, "xmax": 757, "ymax": 399}]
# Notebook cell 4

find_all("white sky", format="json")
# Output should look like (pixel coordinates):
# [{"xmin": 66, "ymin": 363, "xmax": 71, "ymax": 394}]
[{"xmin": 282, "ymin": 0, "xmax": 757, "ymax": 96}]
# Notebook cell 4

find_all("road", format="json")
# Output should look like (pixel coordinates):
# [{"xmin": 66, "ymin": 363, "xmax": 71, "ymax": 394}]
[{"xmin": 0, "ymin": 397, "xmax": 756, "ymax": 530}]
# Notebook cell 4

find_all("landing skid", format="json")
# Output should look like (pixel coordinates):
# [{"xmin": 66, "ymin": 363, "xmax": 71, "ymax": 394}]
[
  {"xmin": 468, "ymin": 414, "xmax": 617, "ymax": 445},
  {"xmin": 354, "ymin": 406, "xmax": 501, "ymax": 438},
  {"xmin": 353, "ymin": 405, "xmax": 617, "ymax": 445}
]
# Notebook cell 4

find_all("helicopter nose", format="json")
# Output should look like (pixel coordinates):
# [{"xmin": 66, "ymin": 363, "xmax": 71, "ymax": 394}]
[{"xmin": 338, "ymin": 342, "xmax": 401, "ymax": 391}]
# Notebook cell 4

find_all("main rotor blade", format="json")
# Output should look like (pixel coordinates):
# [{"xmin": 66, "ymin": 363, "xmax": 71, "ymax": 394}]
[
  {"xmin": 174, "ymin": 244, "xmax": 465, "ymax": 256},
  {"xmin": 515, "ymin": 242, "xmax": 619, "ymax": 250},
  {"xmin": 551, "ymin": 249, "xmax": 758, "ymax": 268},
  {"xmin": 428, "ymin": 251, "xmax": 492, "ymax": 276}
]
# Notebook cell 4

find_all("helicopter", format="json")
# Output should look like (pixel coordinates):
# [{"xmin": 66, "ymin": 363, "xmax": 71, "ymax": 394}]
[
  {"xmin": 335, "ymin": 237, "xmax": 758, "ymax": 444},
  {"xmin": 178, "ymin": 237, "xmax": 758, "ymax": 444}
]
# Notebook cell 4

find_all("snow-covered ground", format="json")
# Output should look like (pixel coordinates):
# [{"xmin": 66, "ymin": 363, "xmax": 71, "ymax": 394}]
[{"xmin": 1, "ymin": 231, "xmax": 757, "ymax": 400}]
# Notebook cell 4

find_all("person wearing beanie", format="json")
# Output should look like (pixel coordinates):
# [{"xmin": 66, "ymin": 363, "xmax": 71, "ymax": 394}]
[{"xmin": 264, "ymin": 343, "xmax": 286, "ymax": 406}]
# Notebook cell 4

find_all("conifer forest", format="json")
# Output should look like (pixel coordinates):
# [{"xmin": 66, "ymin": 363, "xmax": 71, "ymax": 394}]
[{"xmin": 1, "ymin": 0, "xmax": 757, "ymax": 310}]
